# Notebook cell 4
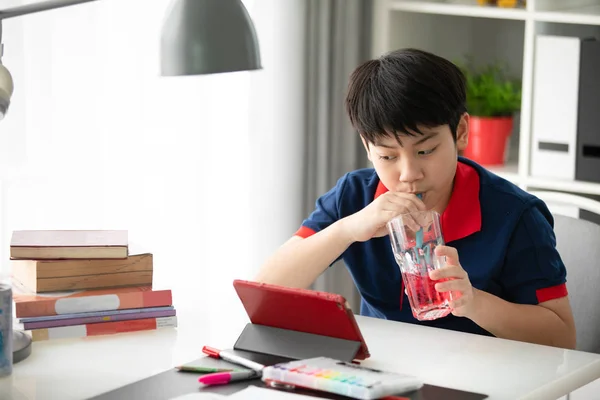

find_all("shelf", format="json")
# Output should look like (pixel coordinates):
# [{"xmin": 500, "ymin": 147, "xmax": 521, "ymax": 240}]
[
  {"xmin": 389, "ymin": 0, "xmax": 600, "ymax": 26},
  {"xmin": 390, "ymin": 0, "xmax": 527, "ymax": 20},
  {"xmin": 375, "ymin": 0, "xmax": 600, "ymax": 198},
  {"xmin": 525, "ymin": 176, "xmax": 600, "ymax": 196},
  {"xmin": 486, "ymin": 161, "xmax": 521, "ymax": 184},
  {"xmin": 534, "ymin": 5, "xmax": 600, "ymax": 25},
  {"xmin": 482, "ymin": 166, "xmax": 600, "ymax": 195}
]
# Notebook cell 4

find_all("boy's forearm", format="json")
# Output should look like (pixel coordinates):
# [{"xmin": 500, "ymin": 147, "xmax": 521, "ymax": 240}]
[
  {"xmin": 467, "ymin": 289, "xmax": 576, "ymax": 349},
  {"xmin": 254, "ymin": 219, "xmax": 355, "ymax": 289}
]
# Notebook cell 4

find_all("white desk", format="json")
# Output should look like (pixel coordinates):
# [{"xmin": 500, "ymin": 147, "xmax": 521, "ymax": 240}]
[{"xmin": 1, "ymin": 306, "xmax": 599, "ymax": 400}]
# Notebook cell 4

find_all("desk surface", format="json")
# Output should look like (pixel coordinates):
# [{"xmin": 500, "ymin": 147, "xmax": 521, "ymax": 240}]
[{"xmin": 1, "ymin": 306, "xmax": 599, "ymax": 400}]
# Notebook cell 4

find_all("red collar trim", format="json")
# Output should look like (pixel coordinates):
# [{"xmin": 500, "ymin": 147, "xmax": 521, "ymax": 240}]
[
  {"xmin": 374, "ymin": 179, "xmax": 389, "ymax": 200},
  {"xmin": 374, "ymin": 161, "xmax": 482, "ymax": 243}
]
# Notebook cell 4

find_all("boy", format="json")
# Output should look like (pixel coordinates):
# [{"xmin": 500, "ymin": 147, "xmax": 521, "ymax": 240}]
[{"xmin": 255, "ymin": 48, "xmax": 576, "ymax": 349}]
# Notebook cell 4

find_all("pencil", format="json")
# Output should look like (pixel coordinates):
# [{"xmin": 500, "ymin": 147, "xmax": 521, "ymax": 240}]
[{"xmin": 175, "ymin": 365, "xmax": 236, "ymax": 373}]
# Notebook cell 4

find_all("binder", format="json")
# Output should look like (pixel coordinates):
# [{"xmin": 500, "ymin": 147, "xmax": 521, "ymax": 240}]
[
  {"xmin": 575, "ymin": 39, "xmax": 600, "ymax": 183},
  {"xmin": 531, "ymin": 35, "xmax": 600, "ymax": 183},
  {"xmin": 531, "ymin": 35, "xmax": 581, "ymax": 180}
]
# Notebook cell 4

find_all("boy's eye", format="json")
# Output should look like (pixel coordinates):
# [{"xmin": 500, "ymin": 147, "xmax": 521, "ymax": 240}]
[
  {"xmin": 378, "ymin": 155, "xmax": 396, "ymax": 161},
  {"xmin": 418, "ymin": 146, "xmax": 437, "ymax": 156}
]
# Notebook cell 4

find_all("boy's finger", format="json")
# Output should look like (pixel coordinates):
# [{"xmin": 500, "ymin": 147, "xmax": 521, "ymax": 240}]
[
  {"xmin": 389, "ymin": 192, "xmax": 427, "ymax": 212},
  {"xmin": 404, "ymin": 217, "xmax": 422, "ymax": 234},
  {"xmin": 429, "ymin": 265, "xmax": 466, "ymax": 280},
  {"xmin": 434, "ymin": 278, "xmax": 467, "ymax": 293},
  {"xmin": 385, "ymin": 208, "xmax": 419, "ymax": 230},
  {"xmin": 434, "ymin": 245, "xmax": 460, "ymax": 265},
  {"xmin": 412, "ymin": 195, "xmax": 427, "ymax": 211},
  {"xmin": 414, "ymin": 210, "xmax": 434, "ymax": 228},
  {"xmin": 386, "ymin": 196, "xmax": 421, "ymax": 215},
  {"xmin": 408, "ymin": 194, "xmax": 427, "ymax": 211},
  {"xmin": 384, "ymin": 206, "xmax": 421, "ymax": 232},
  {"xmin": 450, "ymin": 296, "xmax": 468, "ymax": 310},
  {"xmin": 385, "ymin": 213, "xmax": 420, "ymax": 241}
]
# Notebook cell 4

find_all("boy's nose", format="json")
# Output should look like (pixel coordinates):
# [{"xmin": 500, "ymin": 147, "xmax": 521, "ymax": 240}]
[{"xmin": 398, "ymin": 159, "xmax": 424, "ymax": 183}]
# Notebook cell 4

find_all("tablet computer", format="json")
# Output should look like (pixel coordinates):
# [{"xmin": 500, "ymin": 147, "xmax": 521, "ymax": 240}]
[{"xmin": 232, "ymin": 279, "xmax": 370, "ymax": 360}]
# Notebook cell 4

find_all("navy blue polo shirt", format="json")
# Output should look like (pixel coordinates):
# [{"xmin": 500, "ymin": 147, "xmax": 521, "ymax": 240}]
[{"xmin": 295, "ymin": 157, "xmax": 568, "ymax": 337}]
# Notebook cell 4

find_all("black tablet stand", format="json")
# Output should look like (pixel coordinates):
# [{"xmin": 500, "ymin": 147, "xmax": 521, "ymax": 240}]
[{"xmin": 232, "ymin": 323, "xmax": 362, "ymax": 363}]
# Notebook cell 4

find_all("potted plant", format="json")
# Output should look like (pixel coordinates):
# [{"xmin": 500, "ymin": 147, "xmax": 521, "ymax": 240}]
[
  {"xmin": 476, "ymin": 0, "xmax": 525, "ymax": 8},
  {"xmin": 457, "ymin": 60, "xmax": 522, "ymax": 166}
]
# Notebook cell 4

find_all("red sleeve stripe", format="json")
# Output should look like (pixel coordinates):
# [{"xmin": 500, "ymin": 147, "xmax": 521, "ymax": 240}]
[
  {"xmin": 294, "ymin": 226, "xmax": 316, "ymax": 238},
  {"xmin": 536, "ymin": 283, "xmax": 568, "ymax": 303}
]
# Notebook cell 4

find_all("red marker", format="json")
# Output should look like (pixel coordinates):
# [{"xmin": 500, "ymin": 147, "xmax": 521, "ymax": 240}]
[
  {"xmin": 202, "ymin": 346, "xmax": 265, "ymax": 372},
  {"xmin": 198, "ymin": 370, "xmax": 260, "ymax": 386}
]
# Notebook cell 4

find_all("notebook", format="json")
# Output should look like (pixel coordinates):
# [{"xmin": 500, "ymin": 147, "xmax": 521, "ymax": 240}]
[
  {"xmin": 170, "ymin": 386, "xmax": 316, "ymax": 399},
  {"xmin": 89, "ymin": 351, "xmax": 488, "ymax": 400}
]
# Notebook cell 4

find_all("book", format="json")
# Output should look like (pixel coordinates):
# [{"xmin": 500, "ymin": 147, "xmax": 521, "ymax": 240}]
[
  {"xmin": 10, "ymin": 229, "xmax": 128, "ymax": 260},
  {"xmin": 12, "ymin": 279, "xmax": 172, "ymax": 318},
  {"xmin": 19, "ymin": 305, "xmax": 174, "ymax": 323},
  {"xmin": 11, "ymin": 253, "xmax": 153, "ymax": 292},
  {"xmin": 23, "ymin": 307, "xmax": 176, "ymax": 329},
  {"xmin": 30, "ymin": 315, "xmax": 178, "ymax": 341}
]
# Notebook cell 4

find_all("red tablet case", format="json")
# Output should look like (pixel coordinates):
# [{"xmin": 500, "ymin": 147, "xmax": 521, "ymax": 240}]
[{"xmin": 232, "ymin": 279, "xmax": 370, "ymax": 360}]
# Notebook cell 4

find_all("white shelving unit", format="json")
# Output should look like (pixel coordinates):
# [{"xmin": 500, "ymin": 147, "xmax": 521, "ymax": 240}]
[{"xmin": 371, "ymin": 0, "xmax": 600, "ymax": 198}]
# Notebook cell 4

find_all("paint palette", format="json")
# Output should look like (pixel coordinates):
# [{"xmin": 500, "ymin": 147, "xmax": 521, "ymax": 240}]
[{"xmin": 261, "ymin": 356, "xmax": 423, "ymax": 400}]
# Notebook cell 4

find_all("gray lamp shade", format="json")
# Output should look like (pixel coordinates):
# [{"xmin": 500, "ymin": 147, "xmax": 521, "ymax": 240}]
[{"xmin": 160, "ymin": 0, "xmax": 262, "ymax": 76}]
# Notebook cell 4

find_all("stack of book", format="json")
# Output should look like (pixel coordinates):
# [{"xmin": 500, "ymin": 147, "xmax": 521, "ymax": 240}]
[{"xmin": 10, "ymin": 229, "xmax": 177, "ymax": 341}]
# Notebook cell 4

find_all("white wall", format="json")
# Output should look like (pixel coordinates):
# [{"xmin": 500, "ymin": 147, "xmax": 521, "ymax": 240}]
[
  {"xmin": 247, "ymin": 0, "xmax": 306, "ymax": 275},
  {"xmin": 0, "ymin": 0, "xmax": 307, "ymax": 323}
]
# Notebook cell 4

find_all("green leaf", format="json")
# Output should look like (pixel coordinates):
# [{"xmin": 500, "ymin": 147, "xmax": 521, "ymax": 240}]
[{"xmin": 455, "ymin": 57, "xmax": 522, "ymax": 117}]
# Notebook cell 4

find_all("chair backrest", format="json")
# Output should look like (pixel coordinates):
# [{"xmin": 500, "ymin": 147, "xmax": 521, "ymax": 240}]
[
  {"xmin": 527, "ymin": 190, "xmax": 600, "ymax": 352},
  {"xmin": 528, "ymin": 190, "xmax": 600, "ymax": 217},
  {"xmin": 552, "ymin": 214, "xmax": 600, "ymax": 354}
]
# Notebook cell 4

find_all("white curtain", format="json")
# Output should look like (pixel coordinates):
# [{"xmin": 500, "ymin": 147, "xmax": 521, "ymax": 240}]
[
  {"xmin": 304, "ymin": 0, "xmax": 373, "ymax": 312},
  {"xmin": 0, "ymin": 0, "xmax": 307, "ymax": 327}
]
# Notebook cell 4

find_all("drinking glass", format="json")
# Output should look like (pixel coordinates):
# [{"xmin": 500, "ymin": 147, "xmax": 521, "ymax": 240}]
[{"xmin": 387, "ymin": 210, "xmax": 452, "ymax": 321}]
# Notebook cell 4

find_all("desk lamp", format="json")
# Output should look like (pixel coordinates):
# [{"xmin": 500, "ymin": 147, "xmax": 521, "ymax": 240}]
[{"xmin": 0, "ymin": 0, "xmax": 261, "ymax": 364}]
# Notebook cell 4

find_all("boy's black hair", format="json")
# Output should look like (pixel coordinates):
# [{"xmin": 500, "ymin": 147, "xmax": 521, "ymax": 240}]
[{"xmin": 345, "ymin": 48, "xmax": 467, "ymax": 144}]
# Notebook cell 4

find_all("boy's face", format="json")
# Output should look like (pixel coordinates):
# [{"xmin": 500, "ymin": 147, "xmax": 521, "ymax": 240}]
[{"xmin": 362, "ymin": 113, "xmax": 469, "ymax": 213}]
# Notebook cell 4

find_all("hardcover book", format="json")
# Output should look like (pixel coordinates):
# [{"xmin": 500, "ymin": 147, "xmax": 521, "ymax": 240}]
[
  {"xmin": 10, "ymin": 229, "xmax": 129, "ymax": 259},
  {"xmin": 12, "ymin": 279, "xmax": 172, "ymax": 318},
  {"xmin": 11, "ymin": 253, "xmax": 153, "ymax": 292},
  {"xmin": 30, "ymin": 315, "xmax": 178, "ymax": 341}
]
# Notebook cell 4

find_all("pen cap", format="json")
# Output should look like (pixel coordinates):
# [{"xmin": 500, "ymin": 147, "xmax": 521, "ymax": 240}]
[{"xmin": 202, "ymin": 345, "xmax": 221, "ymax": 358}]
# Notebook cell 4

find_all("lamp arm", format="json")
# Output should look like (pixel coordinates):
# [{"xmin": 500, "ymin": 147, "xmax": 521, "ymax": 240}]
[{"xmin": 0, "ymin": 0, "xmax": 100, "ymax": 20}]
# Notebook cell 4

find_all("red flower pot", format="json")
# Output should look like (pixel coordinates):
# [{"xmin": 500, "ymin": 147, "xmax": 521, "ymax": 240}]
[{"xmin": 464, "ymin": 116, "xmax": 513, "ymax": 166}]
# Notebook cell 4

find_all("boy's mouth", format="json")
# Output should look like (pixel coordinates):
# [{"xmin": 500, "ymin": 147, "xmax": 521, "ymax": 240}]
[
  {"xmin": 400, "ymin": 189, "xmax": 427, "ymax": 201},
  {"xmin": 416, "ymin": 192, "xmax": 427, "ymax": 204}
]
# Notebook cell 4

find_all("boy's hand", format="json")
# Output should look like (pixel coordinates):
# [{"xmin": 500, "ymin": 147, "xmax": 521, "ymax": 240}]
[
  {"xmin": 342, "ymin": 192, "xmax": 426, "ymax": 243},
  {"xmin": 430, "ymin": 245, "xmax": 478, "ymax": 318}
]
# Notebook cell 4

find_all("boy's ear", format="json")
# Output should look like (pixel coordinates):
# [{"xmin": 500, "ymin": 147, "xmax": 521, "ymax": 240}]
[
  {"xmin": 361, "ymin": 136, "xmax": 372, "ymax": 162},
  {"xmin": 456, "ymin": 113, "xmax": 469, "ymax": 152}
]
